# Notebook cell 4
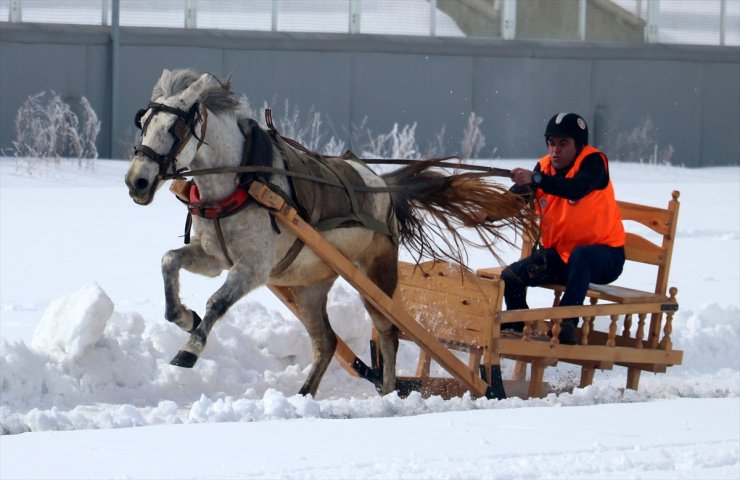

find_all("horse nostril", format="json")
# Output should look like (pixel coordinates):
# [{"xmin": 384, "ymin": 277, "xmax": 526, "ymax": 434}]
[{"xmin": 135, "ymin": 178, "xmax": 149, "ymax": 191}]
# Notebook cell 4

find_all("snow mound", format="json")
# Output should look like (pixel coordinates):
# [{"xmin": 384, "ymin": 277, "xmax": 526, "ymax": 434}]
[
  {"xmin": 1, "ymin": 283, "xmax": 739, "ymax": 434},
  {"xmin": 30, "ymin": 283, "xmax": 113, "ymax": 359}
]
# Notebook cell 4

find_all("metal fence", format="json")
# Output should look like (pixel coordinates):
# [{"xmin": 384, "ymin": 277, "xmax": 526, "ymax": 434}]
[{"xmin": 1, "ymin": 0, "xmax": 738, "ymax": 46}]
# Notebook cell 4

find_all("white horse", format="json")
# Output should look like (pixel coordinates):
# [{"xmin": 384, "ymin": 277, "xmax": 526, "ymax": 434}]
[{"xmin": 125, "ymin": 69, "xmax": 530, "ymax": 397}]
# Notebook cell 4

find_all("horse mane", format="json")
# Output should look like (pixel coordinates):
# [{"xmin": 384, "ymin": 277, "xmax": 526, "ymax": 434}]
[{"xmin": 151, "ymin": 69, "xmax": 242, "ymax": 114}]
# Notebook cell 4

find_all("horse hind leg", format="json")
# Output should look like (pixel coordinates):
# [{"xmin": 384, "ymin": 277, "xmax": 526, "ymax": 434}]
[
  {"xmin": 359, "ymin": 234, "xmax": 399, "ymax": 395},
  {"xmin": 291, "ymin": 281, "xmax": 338, "ymax": 397}
]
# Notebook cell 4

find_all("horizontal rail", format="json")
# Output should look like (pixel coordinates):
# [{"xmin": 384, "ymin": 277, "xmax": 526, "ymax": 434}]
[
  {"xmin": 498, "ymin": 302, "xmax": 677, "ymax": 323},
  {"xmin": 497, "ymin": 339, "xmax": 683, "ymax": 365}
]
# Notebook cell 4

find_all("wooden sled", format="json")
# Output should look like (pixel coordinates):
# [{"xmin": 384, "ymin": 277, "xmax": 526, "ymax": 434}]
[{"xmin": 251, "ymin": 182, "xmax": 683, "ymax": 400}]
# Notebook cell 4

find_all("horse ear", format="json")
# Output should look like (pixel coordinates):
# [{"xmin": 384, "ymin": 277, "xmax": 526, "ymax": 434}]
[
  {"xmin": 179, "ymin": 73, "xmax": 218, "ymax": 106},
  {"xmin": 157, "ymin": 69, "xmax": 172, "ymax": 88},
  {"xmin": 199, "ymin": 72, "xmax": 220, "ymax": 87}
]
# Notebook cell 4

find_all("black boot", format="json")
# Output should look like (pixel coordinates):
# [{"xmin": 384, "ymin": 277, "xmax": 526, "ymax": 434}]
[{"xmin": 558, "ymin": 319, "xmax": 578, "ymax": 345}]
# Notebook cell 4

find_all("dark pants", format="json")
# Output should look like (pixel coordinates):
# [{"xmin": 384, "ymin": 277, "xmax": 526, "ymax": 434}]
[{"xmin": 501, "ymin": 245, "xmax": 625, "ymax": 325}]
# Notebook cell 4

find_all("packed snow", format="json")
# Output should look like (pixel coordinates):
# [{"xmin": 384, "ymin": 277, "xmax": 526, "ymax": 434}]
[{"xmin": 0, "ymin": 157, "xmax": 738, "ymax": 479}]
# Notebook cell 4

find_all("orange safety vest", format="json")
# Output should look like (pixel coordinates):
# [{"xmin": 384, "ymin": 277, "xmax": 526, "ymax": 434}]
[{"xmin": 535, "ymin": 145, "xmax": 625, "ymax": 263}]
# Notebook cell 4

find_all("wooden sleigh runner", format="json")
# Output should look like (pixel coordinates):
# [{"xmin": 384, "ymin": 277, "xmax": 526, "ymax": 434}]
[{"xmin": 251, "ymin": 181, "xmax": 683, "ymax": 399}]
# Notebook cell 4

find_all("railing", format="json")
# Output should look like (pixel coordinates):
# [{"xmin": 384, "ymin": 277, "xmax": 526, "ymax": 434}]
[{"xmin": 0, "ymin": 0, "xmax": 738, "ymax": 46}]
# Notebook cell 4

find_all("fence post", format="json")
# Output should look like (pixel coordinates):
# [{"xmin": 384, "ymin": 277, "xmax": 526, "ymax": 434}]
[
  {"xmin": 720, "ymin": 0, "xmax": 727, "ymax": 46},
  {"xmin": 430, "ymin": 0, "xmax": 437, "ymax": 37},
  {"xmin": 578, "ymin": 0, "xmax": 587, "ymax": 41},
  {"xmin": 349, "ymin": 0, "xmax": 361, "ymax": 34},
  {"xmin": 109, "ymin": 0, "xmax": 120, "ymax": 158},
  {"xmin": 501, "ymin": 0, "xmax": 516, "ymax": 40},
  {"xmin": 102, "ymin": 0, "xmax": 109, "ymax": 26},
  {"xmin": 185, "ymin": 0, "xmax": 197, "ymax": 29},
  {"xmin": 272, "ymin": 0, "xmax": 279, "ymax": 31},
  {"xmin": 645, "ymin": 0, "xmax": 659, "ymax": 43},
  {"xmin": 9, "ymin": 0, "xmax": 21, "ymax": 22}
]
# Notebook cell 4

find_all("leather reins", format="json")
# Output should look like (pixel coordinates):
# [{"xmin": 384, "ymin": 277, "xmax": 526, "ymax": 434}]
[{"xmin": 133, "ymin": 103, "xmax": 514, "ymax": 271}]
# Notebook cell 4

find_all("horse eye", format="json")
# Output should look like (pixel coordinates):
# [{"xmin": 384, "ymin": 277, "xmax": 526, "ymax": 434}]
[{"xmin": 172, "ymin": 119, "xmax": 188, "ymax": 136}]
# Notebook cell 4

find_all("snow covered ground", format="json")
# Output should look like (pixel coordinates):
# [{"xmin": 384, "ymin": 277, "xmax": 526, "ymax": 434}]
[{"xmin": 1, "ymin": 157, "xmax": 738, "ymax": 479}]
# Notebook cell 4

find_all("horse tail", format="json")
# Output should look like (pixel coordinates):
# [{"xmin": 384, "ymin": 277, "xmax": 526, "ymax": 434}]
[{"xmin": 381, "ymin": 158, "xmax": 537, "ymax": 264}]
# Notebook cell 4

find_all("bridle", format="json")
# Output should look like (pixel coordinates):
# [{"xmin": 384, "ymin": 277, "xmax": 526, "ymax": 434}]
[{"xmin": 133, "ymin": 101, "xmax": 208, "ymax": 180}]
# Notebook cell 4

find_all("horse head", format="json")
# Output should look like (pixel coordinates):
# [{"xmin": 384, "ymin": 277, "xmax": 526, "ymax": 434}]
[{"xmin": 125, "ymin": 71, "xmax": 218, "ymax": 205}]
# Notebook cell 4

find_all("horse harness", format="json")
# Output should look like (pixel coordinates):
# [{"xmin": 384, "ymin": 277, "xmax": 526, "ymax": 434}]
[
  {"xmin": 134, "ymin": 101, "xmax": 208, "ymax": 180},
  {"xmin": 145, "ymin": 106, "xmax": 397, "ymax": 273}
]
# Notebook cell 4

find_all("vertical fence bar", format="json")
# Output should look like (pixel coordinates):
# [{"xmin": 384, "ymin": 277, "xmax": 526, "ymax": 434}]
[
  {"xmin": 109, "ymin": 0, "xmax": 120, "ymax": 158},
  {"xmin": 349, "ymin": 0, "xmax": 361, "ymax": 34},
  {"xmin": 430, "ymin": 0, "xmax": 437, "ymax": 37},
  {"xmin": 578, "ymin": 0, "xmax": 587, "ymax": 41},
  {"xmin": 102, "ymin": 0, "xmax": 108, "ymax": 26},
  {"xmin": 185, "ymin": 0, "xmax": 197, "ymax": 28},
  {"xmin": 720, "ymin": 0, "xmax": 726, "ymax": 46},
  {"xmin": 645, "ymin": 0, "xmax": 660, "ymax": 43},
  {"xmin": 501, "ymin": 0, "xmax": 516, "ymax": 40},
  {"xmin": 9, "ymin": 0, "xmax": 21, "ymax": 22},
  {"xmin": 271, "ymin": 0, "xmax": 278, "ymax": 31}
]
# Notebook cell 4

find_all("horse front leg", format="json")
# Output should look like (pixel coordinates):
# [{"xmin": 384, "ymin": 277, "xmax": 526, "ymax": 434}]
[
  {"xmin": 170, "ymin": 262, "xmax": 269, "ymax": 368},
  {"xmin": 162, "ymin": 243, "xmax": 224, "ymax": 334}
]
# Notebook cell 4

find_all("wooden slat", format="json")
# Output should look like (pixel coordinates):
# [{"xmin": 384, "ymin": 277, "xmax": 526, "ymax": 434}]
[
  {"xmin": 539, "ymin": 282, "xmax": 669, "ymax": 304},
  {"xmin": 499, "ymin": 301, "xmax": 674, "ymax": 323},
  {"xmin": 617, "ymin": 200, "xmax": 673, "ymax": 236},
  {"xmin": 585, "ymin": 284, "xmax": 669, "ymax": 304},
  {"xmin": 497, "ymin": 339, "xmax": 683, "ymax": 365},
  {"xmin": 624, "ymin": 232, "xmax": 667, "ymax": 265},
  {"xmin": 476, "ymin": 266, "xmax": 504, "ymax": 280}
]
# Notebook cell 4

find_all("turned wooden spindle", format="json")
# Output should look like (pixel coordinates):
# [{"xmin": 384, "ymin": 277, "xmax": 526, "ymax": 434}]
[
  {"xmin": 659, "ymin": 287, "xmax": 679, "ymax": 348},
  {"xmin": 659, "ymin": 287, "xmax": 678, "ymax": 350},
  {"xmin": 635, "ymin": 312, "xmax": 646, "ymax": 349},
  {"xmin": 580, "ymin": 317, "xmax": 591, "ymax": 346},
  {"xmin": 607, "ymin": 315, "xmax": 619, "ymax": 347},
  {"xmin": 551, "ymin": 319, "xmax": 561, "ymax": 346},
  {"xmin": 622, "ymin": 313, "xmax": 633, "ymax": 339}
]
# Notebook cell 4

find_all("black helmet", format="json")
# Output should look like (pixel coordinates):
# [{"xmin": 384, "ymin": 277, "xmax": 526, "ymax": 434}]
[{"xmin": 544, "ymin": 113, "xmax": 588, "ymax": 147}]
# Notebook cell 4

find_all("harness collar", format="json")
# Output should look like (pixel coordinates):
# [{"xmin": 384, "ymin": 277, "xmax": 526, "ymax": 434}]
[{"xmin": 170, "ymin": 179, "xmax": 252, "ymax": 220}]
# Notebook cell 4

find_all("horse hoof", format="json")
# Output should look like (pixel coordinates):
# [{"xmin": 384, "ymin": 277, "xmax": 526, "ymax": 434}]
[{"xmin": 170, "ymin": 350, "xmax": 199, "ymax": 368}]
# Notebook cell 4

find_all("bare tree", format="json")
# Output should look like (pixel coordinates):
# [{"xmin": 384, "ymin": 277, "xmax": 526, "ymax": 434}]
[
  {"xmin": 12, "ymin": 91, "xmax": 101, "ymax": 170},
  {"xmin": 460, "ymin": 112, "xmax": 485, "ymax": 159}
]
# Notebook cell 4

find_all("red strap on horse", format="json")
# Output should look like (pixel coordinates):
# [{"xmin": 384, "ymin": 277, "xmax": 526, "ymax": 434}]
[{"xmin": 188, "ymin": 182, "xmax": 251, "ymax": 219}]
